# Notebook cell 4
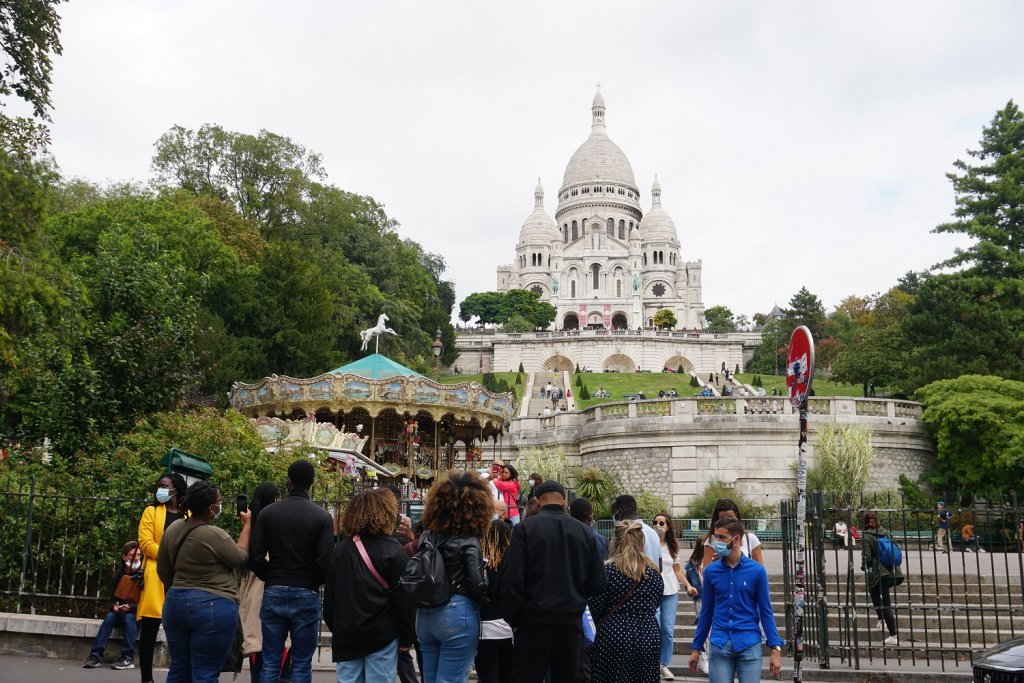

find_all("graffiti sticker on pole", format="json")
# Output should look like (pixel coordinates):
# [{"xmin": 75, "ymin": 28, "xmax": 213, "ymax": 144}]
[{"xmin": 786, "ymin": 325, "xmax": 815, "ymax": 408}]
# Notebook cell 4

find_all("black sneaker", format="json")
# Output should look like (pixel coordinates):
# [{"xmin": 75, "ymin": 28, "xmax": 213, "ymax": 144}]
[
  {"xmin": 111, "ymin": 656, "xmax": 134, "ymax": 670},
  {"xmin": 83, "ymin": 655, "xmax": 101, "ymax": 669}
]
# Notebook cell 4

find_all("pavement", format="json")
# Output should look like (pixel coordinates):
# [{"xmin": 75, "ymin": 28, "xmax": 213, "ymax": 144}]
[{"xmin": 0, "ymin": 653, "xmax": 975, "ymax": 683}]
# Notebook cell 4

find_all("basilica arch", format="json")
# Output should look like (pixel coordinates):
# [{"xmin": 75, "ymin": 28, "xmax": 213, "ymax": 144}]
[
  {"xmin": 663, "ymin": 355, "xmax": 695, "ymax": 373},
  {"xmin": 603, "ymin": 353, "xmax": 636, "ymax": 373},
  {"xmin": 563, "ymin": 312, "xmax": 579, "ymax": 330},
  {"xmin": 611, "ymin": 312, "xmax": 628, "ymax": 330},
  {"xmin": 543, "ymin": 355, "xmax": 575, "ymax": 372}
]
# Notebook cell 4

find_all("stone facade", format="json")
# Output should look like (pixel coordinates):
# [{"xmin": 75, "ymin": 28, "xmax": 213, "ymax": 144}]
[{"xmin": 498, "ymin": 397, "xmax": 935, "ymax": 514}]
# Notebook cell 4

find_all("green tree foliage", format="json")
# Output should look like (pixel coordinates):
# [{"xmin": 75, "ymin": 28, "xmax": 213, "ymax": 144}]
[
  {"xmin": 831, "ymin": 288, "xmax": 913, "ymax": 391},
  {"xmin": 0, "ymin": 0, "xmax": 65, "ymax": 119},
  {"xmin": 459, "ymin": 289, "xmax": 555, "ymax": 329},
  {"xmin": 653, "ymin": 309, "xmax": 677, "ymax": 330},
  {"xmin": 703, "ymin": 305, "xmax": 737, "ymax": 333},
  {"xmin": 501, "ymin": 313, "xmax": 534, "ymax": 333},
  {"xmin": 685, "ymin": 480, "xmax": 774, "ymax": 521},
  {"xmin": 915, "ymin": 375, "xmax": 1024, "ymax": 496},
  {"xmin": 933, "ymin": 101, "xmax": 1024, "ymax": 280},
  {"xmin": 785, "ymin": 287, "xmax": 826, "ymax": 340},
  {"xmin": 900, "ymin": 102, "xmax": 1024, "ymax": 391}
]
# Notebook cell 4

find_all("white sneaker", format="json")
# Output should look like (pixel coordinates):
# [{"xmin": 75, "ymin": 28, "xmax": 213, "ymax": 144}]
[
  {"xmin": 661, "ymin": 664, "xmax": 675, "ymax": 680},
  {"xmin": 884, "ymin": 635, "xmax": 898, "ymax": 646},
  {"xmin": 876, "ymin": 620, "xmax": 884, "ymax": 630},
  {"xmin": 979, "ymin": 548, "xmax": 988, "ymax": 553}
]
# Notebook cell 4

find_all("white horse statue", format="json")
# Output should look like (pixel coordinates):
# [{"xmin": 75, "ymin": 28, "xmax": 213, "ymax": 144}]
[{"xmin": 360, "ymin": 313, "xmax": 398, "ymax": 352}]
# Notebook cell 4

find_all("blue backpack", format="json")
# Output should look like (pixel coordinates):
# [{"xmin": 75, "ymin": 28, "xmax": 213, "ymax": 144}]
[{"xmin": 876, "ymin": 534, "xmax": 903, "ymax": 569}]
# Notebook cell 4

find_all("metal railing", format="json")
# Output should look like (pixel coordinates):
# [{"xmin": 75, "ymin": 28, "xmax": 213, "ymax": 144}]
[
  {"xmin": 0, "ymin": 473, "xmax": 354, "ymax": 618},
  {"xmin": 781, "ymin": 491, "xmax": 1024, "ymax": 672}
]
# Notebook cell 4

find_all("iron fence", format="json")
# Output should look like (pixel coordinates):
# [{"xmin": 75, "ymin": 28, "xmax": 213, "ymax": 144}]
[
  {"xmin": 0, "ymin": 473, "xmax": 355, "ymax": 618},
  {"xmin": 781, "ymin": 491, "xmax": 1024, "ymax": 673}
]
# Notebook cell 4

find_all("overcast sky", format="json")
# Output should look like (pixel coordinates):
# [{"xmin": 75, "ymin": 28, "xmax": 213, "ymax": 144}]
[{"xmin": 40, "ymin": 1, "xmax": 1024, "ymax": 322}]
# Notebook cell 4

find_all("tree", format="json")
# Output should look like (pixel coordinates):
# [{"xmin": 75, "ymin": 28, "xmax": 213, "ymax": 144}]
[
  {"xmin": 904, "ymin": 274, "xmax": 1022, "ymax": 390},
  {"xmin": 653, "ymin": 309, "xmax": 677, "ymax": 330},
  {"xmin": 0, "ymin": 0, "xmax": 65, "ymax": 119},
  {"xmin": 784, "ymin": 287, "xmax": 826, "ymax": 340},
  {"xmin": 933, "ymin": 100, "xmax": 1024, "ymax": 280},
  {"xmin": 703, "ymin": 305, "xmax": 737, "ymax": 333},
  {"xmin": 831, "ymin": 288, "xmax": 913, "ymax": 391},
  {"xmin": 459, "ymin": 291, "xmax": 504, "ymax": 325},
  {"xmin": 500, "ymin": 289, "xmax": 555, "ymax": 329},
  {"xmin": 915, "ymin": 375, "xmax": 1024, "ymax": 496},
  {"xmin": 151, "ymin": 124, "xmax": 326, "ymax": 236}
]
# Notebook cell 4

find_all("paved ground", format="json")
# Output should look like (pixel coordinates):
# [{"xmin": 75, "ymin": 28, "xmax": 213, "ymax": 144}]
[
  {"xmin": 754, "ymin": 547, "xmax": 1023, "ymax": 579},
  {"xmin": 0, "ymin": 653, "xmax": 974, "ymax": 683}
]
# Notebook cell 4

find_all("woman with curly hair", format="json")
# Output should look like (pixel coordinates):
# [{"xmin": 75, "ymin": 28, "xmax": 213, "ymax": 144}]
[
  {"xmin": 324, "ymin": 489, "xmax": 413, "ymax": 682},
  {"xmin": 416, "ymin": 470, "xmax": 490, "ymax": 683},
  {"xmin": 589, "ymin": 520, "xmax": 663, "ymax": 683},
  {"xmin": 156, "ymin": 480, "xmax": 250, "ymax": 683}
]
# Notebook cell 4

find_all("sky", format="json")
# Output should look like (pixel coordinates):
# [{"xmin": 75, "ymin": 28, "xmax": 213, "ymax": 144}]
[{"xmin": 36, "ymin": 1, "xmax": 1024, "ymax": 323}]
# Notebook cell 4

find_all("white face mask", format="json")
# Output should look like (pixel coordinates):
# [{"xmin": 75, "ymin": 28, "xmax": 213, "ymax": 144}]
[
  {"xmin": 212, "ymin": 503, "xmax": 222, "ymax": 519},
  {"xmin": 129, "ymin": 560, "xmax": 142, "ymax": 571},
  {"xmin": 155, "ymin": 487, "xmax": 172, "ymax": 504}
]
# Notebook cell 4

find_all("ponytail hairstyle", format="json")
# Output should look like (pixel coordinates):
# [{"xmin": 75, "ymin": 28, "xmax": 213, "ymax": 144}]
[
  {"xmin": 181, "ymin": 481, "xmax": 220, "ymax": 518},
  {"xmin": 168, "ymin": 473, "xmax": 188, "ymax": 505}
]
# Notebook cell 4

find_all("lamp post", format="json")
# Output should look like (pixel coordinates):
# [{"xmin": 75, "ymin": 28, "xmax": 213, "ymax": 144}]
[{"xmin": 432, "ymin": 328, "xmax": 443, "ymax": 382}]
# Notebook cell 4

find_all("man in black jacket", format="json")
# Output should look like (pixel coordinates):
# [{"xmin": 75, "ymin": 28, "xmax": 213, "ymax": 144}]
[
  {"xmin": 500, "ymin": 480, "xmax": 607, "ymax": 683},
  {"xmin": 249, "ymin": 460, "xmax": 333, "ymax": 683}
]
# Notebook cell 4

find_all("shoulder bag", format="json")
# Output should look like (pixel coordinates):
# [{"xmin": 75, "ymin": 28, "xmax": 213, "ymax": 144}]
[{"xmin": 353, "ymin": 535, "xmax": 390, "ymax": 590}]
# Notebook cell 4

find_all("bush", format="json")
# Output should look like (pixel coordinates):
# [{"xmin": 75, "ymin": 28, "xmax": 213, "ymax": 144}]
[
  {"xmin": 515, "ymin": 373, "xmax": 522, "ymax": 385},
  {"xmin": 735, "ymin": 363, "xmax": 740, "ymax": 375},
  {"xmin": 686, "ymin": 479, "xmax": 765, "ymax": 520},
  {"xmin": 689, "ymin": 375, "xmax": 700, "ymax": 387},
  {"xmin": 575, "ymin": 374, "xmax": 582, "ymax": 388},
  {"xmin": 518, "ymin": 362, "xmax": 525, "ymax": 373},
  {"xmin": 676, "ymin": 365, "xmax": 685, "ymax": 373},
  {"xmin": 636, "ymin": 491, "xmax": 670, "ymax": 519},
  {"xmin": 579, "ymin": 384, "xmax": 591, "ymax": 400},
  {"xmin": 575, "ymin": 363, "xmax": 581, "ymax": 373}
]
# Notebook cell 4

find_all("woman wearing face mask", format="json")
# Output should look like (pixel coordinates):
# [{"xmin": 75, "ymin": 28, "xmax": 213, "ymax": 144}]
[
  {"xmin": 652, "ymin": 514, "xmax": 698, "ymax": 681},
  {"xmin": 136, "ymin": 473, "xmax": 186, "ymax": 683},
  {"xmin": 474, "ymin": 503, "xmax": 514, "ymax": 683},
  {"xmin": 701, "ymin": 499, "xmax": 763, "ymax": 571},
  {"xmin": 157, "ymin": 480, "xmax": 251, "ymax": 683}
]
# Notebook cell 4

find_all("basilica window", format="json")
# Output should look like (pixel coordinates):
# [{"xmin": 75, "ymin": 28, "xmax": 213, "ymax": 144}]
[
  {"xmin": 591, "ymin": 264, "xmax": 600, "ymax": 291},
  {"xmin": 530, "ymin": 285, "xmax": 543, "ymax": 297},
  {"xmin": 606, "ymin": 218, "xmax": 614, "ymax": 236},
  {"xmin": 628, "ymin": 221, "xmax": 634, "ymax": 232},
  {"xmin": 606, "ymin": 187, "xmax": 614, "ymax": 193},
  {"xmin": 593, "ymin": 186, "xmax": 600, "ymax": 193},
  {"xmin": 571, "ymin": 221, "xmax": 578, "ymax": 241},
  {"xmin": 652, "ymin": 283, "xmax": 666, "ymax": 297},
  {"xmin": 582, "ymin": 187, "xmax": 590, "ymax": 194},
  {"xmin": 570, "ymin": 280, "xmax": 576, "ymax": 298},
  {"xmin": 616, "ymin": 279, "xmax": 622, "ymax": 297},
  {"xmin": 618, "ymin": 188, "xmax": 625, "ymax": 195},
  {"xmin": 572, "ymin": 189, "xmax": 578, "ymax": 197},
  {"xmin": 642, "ymin": 253, "xmax": 647, "ymax": 266},
  {"xmin": 618, "ymin": 220, "xmax": 625, "ymax": 240}
]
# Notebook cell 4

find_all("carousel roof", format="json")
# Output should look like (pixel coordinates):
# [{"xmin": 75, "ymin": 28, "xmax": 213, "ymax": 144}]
[{"xmin": 330, "ymin": 354, "xmax": 423, "ymax": 380}]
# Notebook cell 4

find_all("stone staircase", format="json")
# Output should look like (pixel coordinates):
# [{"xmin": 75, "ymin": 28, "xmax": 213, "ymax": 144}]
[{"xmin": 673, "ymin": 574, "xmax": 1024, "ymax": 662}]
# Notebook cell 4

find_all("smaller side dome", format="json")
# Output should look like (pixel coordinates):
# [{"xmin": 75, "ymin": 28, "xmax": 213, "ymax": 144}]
[
  {"xmin": 639, "ymin": 176, "xmax": 678, "ymax": 243},
  {"xmin": 518, "ymin": 179, "xmax": 559, "ymax": 244}
]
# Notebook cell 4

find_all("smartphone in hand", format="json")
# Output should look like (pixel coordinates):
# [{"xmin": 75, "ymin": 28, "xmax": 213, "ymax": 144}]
[{"xmin": 236, "ymin": 494, "xmax": 248, "ymax": 515}]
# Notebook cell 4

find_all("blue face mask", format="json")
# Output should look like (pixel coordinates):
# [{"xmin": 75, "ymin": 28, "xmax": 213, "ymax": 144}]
[
  {"xmin": 711, "ymin": 538, "xmax": 732, "ymax": 557},
  {"xmin": 155, "ymin": 487, "xmax": 172, "ymax": 504}
]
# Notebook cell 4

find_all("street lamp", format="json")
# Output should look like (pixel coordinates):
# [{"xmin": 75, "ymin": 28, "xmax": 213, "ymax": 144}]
[{"xmin": 432, "ymin": 328, "xmax": 443, "ymax": 382}]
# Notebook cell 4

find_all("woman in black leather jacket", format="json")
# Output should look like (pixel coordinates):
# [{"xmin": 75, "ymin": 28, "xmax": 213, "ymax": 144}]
[{"xmin": 416, "ymin": 471, "xmax": 491, "ymax": 683}]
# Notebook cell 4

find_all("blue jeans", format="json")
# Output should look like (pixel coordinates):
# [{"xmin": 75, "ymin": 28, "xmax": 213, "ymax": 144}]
[
  {"xmin": 90, "ymin": 608, "xmax": 137, "ymax": 659},
  {"xmin": 336, "ymin": 638, "xmax": 397, "ymax": 683},
  {"xmin": 416, "ymin": 593, "xmax": 479, "ymax": 683},
  {"xmin": 260, "ymin": 586, "xmax": 322, "ymax": 683},
  {"xmin": 162, "ymin": 588, "xmax": 239, "ymax": 683},
  {"xmin": 708, "ymin": 639, "xmax": 761, "ymax": 683},
  {"xmin": 659, "ymin": 592, "xmax": 679, "ymax": 665}
]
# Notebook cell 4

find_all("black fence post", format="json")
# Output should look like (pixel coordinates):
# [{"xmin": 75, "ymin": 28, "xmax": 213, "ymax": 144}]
[{"xmin": 17, "ymin": 474, "xmax": 35, "ymax": 614}]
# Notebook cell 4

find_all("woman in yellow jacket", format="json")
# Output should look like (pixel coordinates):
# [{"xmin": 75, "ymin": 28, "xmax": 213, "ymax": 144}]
[{"xmin": 137, "ymin": 473, "xmax": 186, "ymax": 683}]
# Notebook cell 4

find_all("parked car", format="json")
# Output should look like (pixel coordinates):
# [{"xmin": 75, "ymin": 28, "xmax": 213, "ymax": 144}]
[{"xmin": 973, "ymin": 635, "xmax": 1024, "ymax": 682}]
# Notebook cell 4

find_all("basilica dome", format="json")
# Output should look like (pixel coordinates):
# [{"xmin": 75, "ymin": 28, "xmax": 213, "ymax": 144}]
[
  {"xmin": 560, "ymin": 89, "xmax": 637, "ymax": 190},
  {"xmin": 639, "ymin": 177, "xmax": 678, "ymax": 242},
  {"xmin": 518, "ymin": 180, "xmax": 558, "ymax": 243}
]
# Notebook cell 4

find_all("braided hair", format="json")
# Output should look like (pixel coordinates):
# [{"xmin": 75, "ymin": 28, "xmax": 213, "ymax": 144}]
[{"xmin": 181, "ymin": 481, "xmax": 220, "ymax": 518}]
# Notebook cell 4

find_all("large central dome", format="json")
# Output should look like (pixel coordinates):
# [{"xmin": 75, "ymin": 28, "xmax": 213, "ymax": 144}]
[{"xmin": 560, "ymin": 89, "xmax": 637, "ymax": 189}]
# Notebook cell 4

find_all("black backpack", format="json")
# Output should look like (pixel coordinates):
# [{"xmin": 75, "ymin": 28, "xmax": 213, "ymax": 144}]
[{"xmin": 399, "ymin": 532, "xmax": 452, "ymax": 608}]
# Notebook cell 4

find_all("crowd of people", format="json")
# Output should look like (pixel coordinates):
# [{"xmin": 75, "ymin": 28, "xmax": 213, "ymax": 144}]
[{"xmin": 87, "ymin": 461, "xmax": 941, "ymax": 683}]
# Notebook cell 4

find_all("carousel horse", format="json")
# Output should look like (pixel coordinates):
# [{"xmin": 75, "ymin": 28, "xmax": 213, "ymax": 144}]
[{"xmin": 360, "ymin": 313, "xmax": 398, "ymax": 351}]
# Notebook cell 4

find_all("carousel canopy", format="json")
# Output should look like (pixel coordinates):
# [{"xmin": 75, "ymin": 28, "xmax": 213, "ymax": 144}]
[{"xmin": 330, "ymin": 354, "xmax": 422, "ymax": 380}]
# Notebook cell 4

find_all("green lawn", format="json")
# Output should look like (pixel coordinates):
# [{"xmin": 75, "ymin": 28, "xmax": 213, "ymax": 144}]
[
  {"xmin": 439, "ymin": 372, "xmax": 521, "ymax": 387},
  {"xmin": 570, "ymin": 372, "xmax": 881, "ymax": 410}
]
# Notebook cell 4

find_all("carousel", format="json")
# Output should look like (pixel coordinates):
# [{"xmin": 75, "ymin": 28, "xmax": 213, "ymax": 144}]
[{"xmin": 229, "ymin": 332, "xmax": 516, "ymax": 487}]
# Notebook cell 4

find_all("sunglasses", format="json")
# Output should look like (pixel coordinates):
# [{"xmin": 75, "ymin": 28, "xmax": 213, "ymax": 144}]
[{"xmin": 653, "ymin": 520, "xmax": 668, "ymax": 527}]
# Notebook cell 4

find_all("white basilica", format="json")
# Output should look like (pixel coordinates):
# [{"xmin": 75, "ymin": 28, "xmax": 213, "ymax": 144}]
[{"xmin": 496, "ymin": 89, "xmax": 705, "ymax": 331}]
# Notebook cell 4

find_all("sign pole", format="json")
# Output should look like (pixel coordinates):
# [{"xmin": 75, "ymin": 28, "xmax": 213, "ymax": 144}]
[{"xmin": 786, "ymin": 325, "xmax": 815, "ymax": 683}]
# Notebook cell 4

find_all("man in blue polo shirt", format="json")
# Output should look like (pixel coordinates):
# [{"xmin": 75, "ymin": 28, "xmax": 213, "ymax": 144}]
[{"xmin": 689, "ymin": 517, "xmax": 783, "ymax": 682}]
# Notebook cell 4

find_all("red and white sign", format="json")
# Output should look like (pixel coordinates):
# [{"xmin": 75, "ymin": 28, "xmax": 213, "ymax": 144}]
[{"xmin": 786, "ymin": 326, "xmax": 815, "ymax": 408}]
